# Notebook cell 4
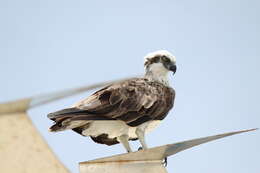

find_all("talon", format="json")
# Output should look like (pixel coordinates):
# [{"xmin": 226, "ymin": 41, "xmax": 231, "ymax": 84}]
[
  {"xmin": 138, "ymin": 147, "xmax": 143, "ymax": 151},
  {"xmin": 162, "ymin": 157, "xmax": 168, "ymax": 167}
]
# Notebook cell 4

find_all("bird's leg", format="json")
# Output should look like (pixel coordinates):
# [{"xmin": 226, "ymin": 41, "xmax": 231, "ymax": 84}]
[
  {"xmin": 135, "ymin": 128, "xmax": 148, "ymax": 150},
  {"xmin": 118, "ymin": 134, "xmax": 132, "ymax": 153},
  {"xmin": 136, "ymin": 131, "xmax": 167, "ymax": 166}
]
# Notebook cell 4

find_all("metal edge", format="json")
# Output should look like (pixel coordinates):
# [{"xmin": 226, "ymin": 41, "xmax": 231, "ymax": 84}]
[
  {"xmin": 0, "ymin": 77, "xmax": 136, "ymax": 114},
  {"xmin": 80, "ymin": 128, "xmax": 258, "ymax": 164}
]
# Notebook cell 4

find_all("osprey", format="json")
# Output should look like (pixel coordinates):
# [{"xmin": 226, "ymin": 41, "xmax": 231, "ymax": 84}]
[{"xmin": 48, "ymin": 50, "xmax": 177, "ymax": 152}]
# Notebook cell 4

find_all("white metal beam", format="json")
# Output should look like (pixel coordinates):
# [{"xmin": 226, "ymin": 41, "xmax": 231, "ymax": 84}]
[{"xmin": 79, "ymin": 128, "xmax": 257, "ymax": 173}]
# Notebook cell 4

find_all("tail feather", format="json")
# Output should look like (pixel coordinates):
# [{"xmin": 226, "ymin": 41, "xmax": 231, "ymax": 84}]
[
  {"xmin": 49, "ymin": 123, "xmax": 64, "ymax": 132},
  {"xmin": 47, "ymin": 108, "xmax": 114, "ymax": 132},
  {"xmin": 49, "ymin": 118, "xmax": 88, "ymax": 132}
]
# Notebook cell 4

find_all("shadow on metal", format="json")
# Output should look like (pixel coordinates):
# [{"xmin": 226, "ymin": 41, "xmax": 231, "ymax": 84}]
[{"xmin": 79, "ymin": 128, "xmax": 257, "ymax": 173}]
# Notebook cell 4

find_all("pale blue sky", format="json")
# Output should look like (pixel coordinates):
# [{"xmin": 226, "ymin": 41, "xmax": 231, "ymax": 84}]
[{"xmin": 0, "ymin": 0, "xmax": 259, "ymax": 172}]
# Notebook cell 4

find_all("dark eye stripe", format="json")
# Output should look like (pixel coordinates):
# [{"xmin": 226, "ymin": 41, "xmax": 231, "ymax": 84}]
[
  {"xmin": 145, "ymin": 55, "xmax": 171, "ymax": 66},
  {"xmin": 161, "ymin": 56, "xmax": 171, "ymax": 63}
]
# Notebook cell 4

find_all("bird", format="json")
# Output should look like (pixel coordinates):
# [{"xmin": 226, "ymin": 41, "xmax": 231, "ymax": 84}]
[{"xmin": 47, "ymin": 50, "xmax": 177, "ymax": 153}]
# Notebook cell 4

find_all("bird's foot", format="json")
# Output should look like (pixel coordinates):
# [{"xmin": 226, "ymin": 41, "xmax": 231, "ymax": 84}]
[{"xmin": 162, "ymin": 157, "xmax": 168, "ymax": 167}]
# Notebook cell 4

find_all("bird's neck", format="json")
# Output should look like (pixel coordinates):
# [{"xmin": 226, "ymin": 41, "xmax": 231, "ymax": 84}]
[{"xmin": 144, "ymin": 63, "xmax": 170, "ymax": 86}]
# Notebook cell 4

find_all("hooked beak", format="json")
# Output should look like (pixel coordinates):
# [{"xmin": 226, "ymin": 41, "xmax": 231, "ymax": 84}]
[{"xmin": 168, "ymin": 63, "xmax": 177, "ymax": 75}]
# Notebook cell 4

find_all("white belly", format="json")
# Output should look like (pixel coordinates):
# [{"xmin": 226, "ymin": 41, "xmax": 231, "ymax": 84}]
[{"xmin": 82, "ymin": 120, "xmax": 161, "ymax": 139}]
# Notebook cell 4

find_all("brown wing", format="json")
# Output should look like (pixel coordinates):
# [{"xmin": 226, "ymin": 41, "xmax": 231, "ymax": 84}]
[
  {"xmin": 48, "ymin": 78, "xmax": 175, "ymax": 129},
  {"xmin": 73, "ymin": 78, "xmax": 175, "ymax": 126}
]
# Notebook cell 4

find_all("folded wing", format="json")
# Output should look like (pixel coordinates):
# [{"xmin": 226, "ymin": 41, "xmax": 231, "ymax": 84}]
[{"xmin": 48, "ymin": 78, "xmax": 175, "ymax": 131}]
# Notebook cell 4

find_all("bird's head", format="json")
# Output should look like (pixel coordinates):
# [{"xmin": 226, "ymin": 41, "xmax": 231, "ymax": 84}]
[
  {"xmin": 144, "ymin": 50, "xmax": 176, "ymax": 85},
  {"xmin": 144, "ymin": 50, "xmax": 177, "ymax": 75}
]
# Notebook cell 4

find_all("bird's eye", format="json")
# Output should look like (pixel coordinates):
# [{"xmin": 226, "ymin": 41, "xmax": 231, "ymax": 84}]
[{"xmin": 162, "ymin": 56, "xmax": 170, "ymax": 63}]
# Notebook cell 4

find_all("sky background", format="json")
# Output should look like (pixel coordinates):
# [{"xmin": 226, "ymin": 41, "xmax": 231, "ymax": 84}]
[{"xmin": 1, "ymin": 0, "xmax": 259, "ymax": 172}]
